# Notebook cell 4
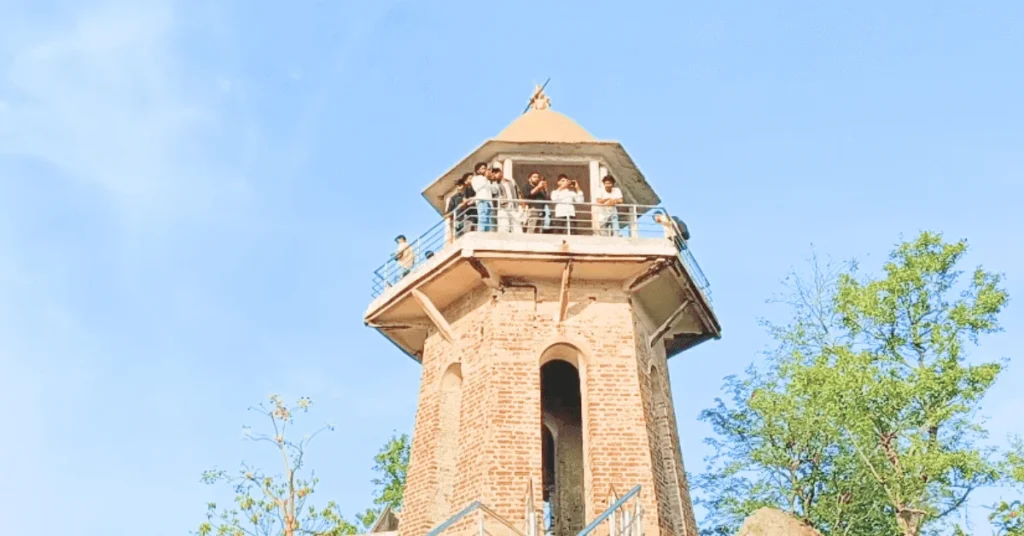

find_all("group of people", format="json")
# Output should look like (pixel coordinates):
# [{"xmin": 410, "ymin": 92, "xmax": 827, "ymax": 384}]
[
  {"xmin": 444, "ymin": 162, "xmax": 626, "ymax": 237},
  {"xmin": 384, "ymin": 164, "xmax": 691, "ymax": 287}
]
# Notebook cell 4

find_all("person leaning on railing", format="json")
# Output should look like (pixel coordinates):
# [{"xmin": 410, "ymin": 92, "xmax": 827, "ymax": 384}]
[
  {"xmin": 461, "ymin": 172, "xmax": 478, "ymax": 231},
  {"xmin": 492, "ymin": 165, "xmax": 522, "ymax": 234},
  {"xmin": 654, "ymin": 211, "xmax": 690, "ymax": 251},
  {"xmin": 445, "ymin": 173, "xmax": 476, "ymax": 240},
  {"xmin": 392, "ymin": 234, "xmax": 415, "ymax": 284},
  {"xmin": 470, "ymin": 162, "xmax": 494, "ymax": 232},
  {"xmin": 594, "ymin": 174, "xmax": 624, "ymax": 237}
]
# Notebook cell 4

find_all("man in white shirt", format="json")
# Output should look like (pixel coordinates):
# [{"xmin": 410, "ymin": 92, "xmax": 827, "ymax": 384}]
[
  {"xmin": 470, "ymin": 162, "xmax": 494, "ymax": 232},
  {"xmin": 492, "ymin": 164, "xmax": 523, "ymax": 233},
  {"xmin": 392, "ymin": 234, "xmax": 415, "ymax": 284},
  {"xmin": 594, "ymin": 174, "xmax": 623, "ymax": 236},
  {"xmin": 550, "ymin": 174, "xmax": 585, "ymax": 234}
]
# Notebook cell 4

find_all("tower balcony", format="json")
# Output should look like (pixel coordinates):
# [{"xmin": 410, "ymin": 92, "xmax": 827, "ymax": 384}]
[{"xmin": 365, "ymin": 200, "xmax": 719, "ymax": 362}]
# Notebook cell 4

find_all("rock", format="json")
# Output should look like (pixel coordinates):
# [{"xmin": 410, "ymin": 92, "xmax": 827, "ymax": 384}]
[{"xmin": 735, "ymin": 508, "xmax": 823, "ymax": 536}]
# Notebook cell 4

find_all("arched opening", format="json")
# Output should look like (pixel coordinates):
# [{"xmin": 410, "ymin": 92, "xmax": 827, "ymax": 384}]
[
  {"xmin": 436, "ymin": 363, "xmax": 463, "ymax": 519},
  {"xmin": 541, "ymin": 359, "xmax": 585, "ymax": 534}
]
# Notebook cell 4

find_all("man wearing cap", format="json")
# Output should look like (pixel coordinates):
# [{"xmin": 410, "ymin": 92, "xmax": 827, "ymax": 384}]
[{"xmin": 492, "ymin": 164, "xmax": 522, "ymax": 233}]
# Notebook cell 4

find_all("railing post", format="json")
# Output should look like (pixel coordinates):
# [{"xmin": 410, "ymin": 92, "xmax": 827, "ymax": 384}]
[
  {"xmin": 477, "ymin": 507, "xmax": 485, "ymax": 536},
  {"xmin": 525, "ymin": 480, "xmax": 537, "ymax": 536},
  {"xmin": 629, "ymin": 206, "xmax": 638, "ymax": 238}
]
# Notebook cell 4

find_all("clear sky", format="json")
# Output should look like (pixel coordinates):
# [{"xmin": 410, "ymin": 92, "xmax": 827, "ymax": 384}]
[{"xmin": 1, "ymin": 1, "xmax": 1021, "ymax": 534}]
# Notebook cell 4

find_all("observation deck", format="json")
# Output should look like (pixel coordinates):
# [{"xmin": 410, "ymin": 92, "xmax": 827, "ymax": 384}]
[{"xmin": 363, "ymin": 199, "xmax": 718, "ymax": 362}]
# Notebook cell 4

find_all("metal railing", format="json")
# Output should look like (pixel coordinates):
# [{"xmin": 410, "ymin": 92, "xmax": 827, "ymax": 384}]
[
  {"xmin": 425, "ymin": 501, "xmax": 528, "ymax": 536},
  {"xmin": 371, "ymin": 199, "xmax": 712, "ymax": 304},
  {"xmin": 427, "ymin": 481, "xmax": 538, "ymax": 536},
  {"xmin": 525, "ymin": 480, "xmax": 539, "ymax": 536},
  {"xmin": 427, "ymin": 482, "xmax": 539, "ymax": 536},
  {"xmin": 426, "ymin": 483, "xmax": 644, "ymax": 536},
  {"xmin": 577, "ymin": 486, "xmax": 644, "ymax": 536}
]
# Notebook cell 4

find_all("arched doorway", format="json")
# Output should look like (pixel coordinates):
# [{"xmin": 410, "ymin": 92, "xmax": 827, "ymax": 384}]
[{"xmin": 540, "ymin": 359, "xmax": 585, "ymax": 534}]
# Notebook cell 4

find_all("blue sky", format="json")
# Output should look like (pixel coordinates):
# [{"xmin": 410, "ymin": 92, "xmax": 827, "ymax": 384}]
[{"xmin": 0, "ymin": 0, "xmax": 1021, "ymax": 534}]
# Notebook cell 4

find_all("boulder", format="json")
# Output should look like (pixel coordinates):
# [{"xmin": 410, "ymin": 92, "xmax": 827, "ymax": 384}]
[{"xmin": 735, "ymin": 508, "xmax": 822, "ymax": 536}]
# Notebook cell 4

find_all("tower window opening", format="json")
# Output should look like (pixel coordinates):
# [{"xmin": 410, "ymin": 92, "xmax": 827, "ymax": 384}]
[{"xmin": 540, "ymin": 359, "xmax": 585, "ymax": 535}]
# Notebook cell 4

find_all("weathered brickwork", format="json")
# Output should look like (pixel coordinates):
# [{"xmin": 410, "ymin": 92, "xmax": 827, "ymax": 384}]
[
  {"xmin": 436, "ymin": 363, "xmax": 463, "ymax": 518},
  {"xmin": 398, "ymin": 278, "xmax": 700, "ymax": 536},
  {"xmin": 634, "ymin": 317, "xmax": 675, "ymax": 536},
  {"xmin": 402, "ymin": 287, "xmax": 495, "ymax": 536},
  {"xmin": 653, "ymin": 344, "xmax": 700, "ymax": 536},
  {"xmin": 634, "ymin": 321, "xmax": 700, "ymax": 536}
]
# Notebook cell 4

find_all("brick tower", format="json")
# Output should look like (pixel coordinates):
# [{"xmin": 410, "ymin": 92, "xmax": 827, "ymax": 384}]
[{"xmin": 364, "ymin": 88, "xmax": 720, "ymax": 536}]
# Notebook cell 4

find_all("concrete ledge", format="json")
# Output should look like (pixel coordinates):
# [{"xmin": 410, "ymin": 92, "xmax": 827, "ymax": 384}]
[{"xmin": 366, "ymin": 232, "xmax": 677, "ymax": 316}]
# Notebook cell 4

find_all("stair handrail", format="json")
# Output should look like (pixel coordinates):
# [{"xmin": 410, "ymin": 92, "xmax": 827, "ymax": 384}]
[
  {"xmin": 576, "ymin": 485, "xmax": 642, "ymax": 536},
  {"xmin": 426, "ymin": 500, "xmax": 527, "ymax": 536},
  {"xmin": 524, "ymin": 480, "xmax": 538, "ymax": 536}
]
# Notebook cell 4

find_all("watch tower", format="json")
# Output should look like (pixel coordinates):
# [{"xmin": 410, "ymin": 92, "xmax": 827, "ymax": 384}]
[{"xmin": 364, "ymin": 88, "xmax": 720, "ymax": 536}]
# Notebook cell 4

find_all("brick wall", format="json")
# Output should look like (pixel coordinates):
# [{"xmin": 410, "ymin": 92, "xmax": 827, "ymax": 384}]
[
  {"xmin": 436, "ymin": 363, "xmax": 463, "ymax": 518},
  {"xmin": 654, "ymin": 344, "xmax": 700, "ymax": 536},
  {"xmin": 401, "ymin": 287, "xmax": 494, "ymax": 536},
  {"xmin": 398, "ymin": 278, "xmax": 699, "ymax": 536}
]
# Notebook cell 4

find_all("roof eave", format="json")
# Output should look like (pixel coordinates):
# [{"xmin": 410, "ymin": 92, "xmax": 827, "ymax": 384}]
[{"xmin": 421, "ymin": 139, "xmax": 660, "ymax": 215}]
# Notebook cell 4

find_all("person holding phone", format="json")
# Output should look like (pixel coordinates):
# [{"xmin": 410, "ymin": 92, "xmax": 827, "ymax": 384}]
[
  {"xmin": 550, "ymin": 174, "xmax": 584, "ymax": 234},
  {"xmin": 525, "ymin": 172, "xmax": 548, "ymax": 233}
]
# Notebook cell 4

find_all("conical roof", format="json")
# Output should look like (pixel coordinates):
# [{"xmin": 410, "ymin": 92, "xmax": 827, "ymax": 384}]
[
  {"xmin": 422, "ymin": 88, "xmax": 661, "ymax": 215},
  {"xmin": 495, "ymin": 108, "xmax": 597, "ymax": 143}
]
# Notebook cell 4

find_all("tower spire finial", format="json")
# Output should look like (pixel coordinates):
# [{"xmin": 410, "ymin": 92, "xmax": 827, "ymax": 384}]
[
  {"xmin": 529, "ymin": 85, "xmax": 551, "ymax": 111},
  {"xmin": 523, "ymin": 78, "xmax": 552, "ymax": 114}
]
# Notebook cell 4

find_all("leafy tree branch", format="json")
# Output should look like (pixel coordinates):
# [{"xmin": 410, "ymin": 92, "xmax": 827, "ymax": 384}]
[{"xmin": 698, "ymin": 232, "xmax": 1010, "ymax": 536}]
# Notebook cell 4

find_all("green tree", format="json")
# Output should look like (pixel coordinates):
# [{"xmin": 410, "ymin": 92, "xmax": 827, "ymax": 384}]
[
  {"xmin": 196, "ymin": 395, "xmax": 359, "ymax": 536},
  {"xmin": 991, "ymin": 437, "xmax": 1024, "ymax": 535},
  {"xmin": 355, "ymin": 433, "xmax": 411, "ymax": 529},
  {"xmin": 371, "ymin": 433, "xmax": 410, "ymax": 510},
  {"xmin": 697, "ymin": 257, "xmax": 895, "ymax": 535},
  {"xmin": 822, "ymin": 232, "xmax": 1006, "ymax": 536},
  {"xmin": 698, "ymin": 233, "xmax": 1009, "ymax": 536}
]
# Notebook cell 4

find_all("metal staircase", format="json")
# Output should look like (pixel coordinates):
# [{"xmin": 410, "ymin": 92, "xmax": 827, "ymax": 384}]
[
  {"xmin": 578, "ymin": 486, "xmax": 644, "ymax": 536},
  {"xmin": 426, "ymin": 484, "xmax": 644, "ymax": 536}
]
